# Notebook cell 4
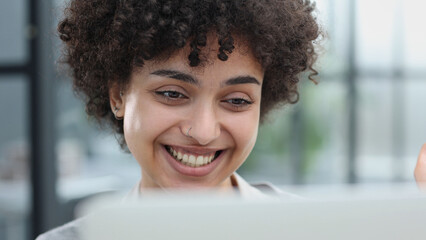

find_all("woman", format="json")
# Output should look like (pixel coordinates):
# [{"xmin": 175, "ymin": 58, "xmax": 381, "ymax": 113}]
[
  {"xmin": 55, "ymin": 0, "xmax": 320, "ymax": 191},
  {"xmin": 37, "ymin": 0, "xmax": 426, "ymax": 239}
]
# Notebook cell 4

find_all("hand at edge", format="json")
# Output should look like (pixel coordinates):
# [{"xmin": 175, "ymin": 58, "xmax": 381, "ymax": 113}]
[{"xmin": 414, "ymin": 143, "xmax": 426, "ymax": 191}]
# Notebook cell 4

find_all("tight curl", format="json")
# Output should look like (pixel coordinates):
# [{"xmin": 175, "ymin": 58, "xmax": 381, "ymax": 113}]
[{"xmin": 58, "ymin": 0, "xmax": 321, "ymax": 148}]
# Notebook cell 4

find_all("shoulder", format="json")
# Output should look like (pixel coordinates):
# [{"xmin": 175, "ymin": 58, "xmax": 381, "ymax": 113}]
[{"xmin": 35, "ymin": 218, "xmax": 85, "ymax": 240}]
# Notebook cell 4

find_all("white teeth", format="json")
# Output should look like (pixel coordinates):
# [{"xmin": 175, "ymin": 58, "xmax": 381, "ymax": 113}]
[
  {"xmin": 188, "ymin": 155, "xmax": 196, "ymax": 165},
  {"xmin": 167, "ymin": 146, "xmax": 218, "ymax": 168},
  {"xmin": 196, "ymin": 156, "xmax": 204, "ymax": 165}
]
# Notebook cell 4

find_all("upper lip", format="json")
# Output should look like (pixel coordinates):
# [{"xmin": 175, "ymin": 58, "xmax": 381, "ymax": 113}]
[{"xmin": 164, "ymin": 144, "xmax": 224, "ymax": 155}]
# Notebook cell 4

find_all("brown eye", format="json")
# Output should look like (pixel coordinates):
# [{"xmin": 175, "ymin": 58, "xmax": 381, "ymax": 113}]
[
  {"xmin": 221, "ymin": 97, "xmax": 253, "ymax": 111},
  {"xmin": 227, "ymin": 98, "xmax": 252, "ymax": 105},
  {"xmin": 155, "ymin": 90, "xmax": 187, "ymax": 99}
]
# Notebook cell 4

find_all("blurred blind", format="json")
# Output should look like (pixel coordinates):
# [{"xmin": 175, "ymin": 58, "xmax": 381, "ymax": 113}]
[
  {"xmin": 0, "ymin": 76, "xmax": 29, "ymax": 240},
  {"xmin": 0, "ymin": 0, "xmax": 28, "ymax": 64}
]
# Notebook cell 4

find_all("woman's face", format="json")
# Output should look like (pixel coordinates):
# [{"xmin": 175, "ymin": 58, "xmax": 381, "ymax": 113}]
[{"xmin": 113, "ymin": 37, "xmax": 264, "ymax": 189}]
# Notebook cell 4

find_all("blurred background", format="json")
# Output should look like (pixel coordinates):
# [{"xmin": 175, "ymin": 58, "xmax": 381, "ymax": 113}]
[{"xmin": 1, "ymin": 0, "xmax": 425, "ymax": 239}]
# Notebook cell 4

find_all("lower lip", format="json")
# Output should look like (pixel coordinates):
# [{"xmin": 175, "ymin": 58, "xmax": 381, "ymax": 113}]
[{"xmin": 161, "ymin": 145, "xmax": 225, "ymax": 177}]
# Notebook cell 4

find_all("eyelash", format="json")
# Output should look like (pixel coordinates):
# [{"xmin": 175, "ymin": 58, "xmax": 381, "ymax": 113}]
[
  {"xmin": 222, "ymin": 98, "xmax": 253, "ymax": 110},
  {"xmin": 155, "ymin": 90, "xmax": 187, "ymax": 102},
  {"xmin": 155, "ymin": 90, "xmax": 253, "ymax": 110}
]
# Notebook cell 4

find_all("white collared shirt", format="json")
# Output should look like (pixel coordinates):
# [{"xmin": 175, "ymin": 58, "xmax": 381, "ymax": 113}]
[{"xmin": 123, "ymin": 172, "xmax": 299, "ymax": 201}]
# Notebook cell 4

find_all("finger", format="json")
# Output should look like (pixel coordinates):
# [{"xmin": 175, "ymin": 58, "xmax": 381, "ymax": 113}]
[{"xmin": 414, "ymin": 143, "xmax": 426, "ymax": 191}]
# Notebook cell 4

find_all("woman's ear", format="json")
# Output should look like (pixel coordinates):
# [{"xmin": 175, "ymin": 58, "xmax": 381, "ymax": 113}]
[{"xmin": 109, "ymin": 84, "xmax": 125, "ymax": 120}]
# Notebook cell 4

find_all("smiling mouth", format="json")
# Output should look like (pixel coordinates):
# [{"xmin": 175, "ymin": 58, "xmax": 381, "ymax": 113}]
[{"xmin": 164, "ymin": 145, "xmax": 223, "ymax": 168}]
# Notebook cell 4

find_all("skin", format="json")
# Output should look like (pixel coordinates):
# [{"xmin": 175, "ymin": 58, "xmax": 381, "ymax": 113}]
[
  {"xmin": 415, "ymin": 144, "xmax": 426, "ymax": 191},
  {"xmin": 110, "ymin": 35, "xmax": 264, "ymax": 190}
]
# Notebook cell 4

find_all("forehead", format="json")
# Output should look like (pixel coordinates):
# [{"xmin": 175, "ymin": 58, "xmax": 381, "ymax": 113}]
[{"xmin": 143, "ymin": 34, "xmax": 264, "ymax": 83}]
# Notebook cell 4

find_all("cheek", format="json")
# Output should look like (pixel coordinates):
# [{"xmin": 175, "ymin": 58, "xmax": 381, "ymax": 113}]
[
  {"xmin": 225, "ymin": 109, "xmax": 260, "ymax": 154},
  {"xmin": 122, "ymin": 97, "xmax": 176, "ymax": 151}
]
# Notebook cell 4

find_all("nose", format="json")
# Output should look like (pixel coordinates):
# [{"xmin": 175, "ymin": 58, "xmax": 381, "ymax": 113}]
[{"xmin": 185, "ymin": 104, "xmax": 221, "ymax": 145}]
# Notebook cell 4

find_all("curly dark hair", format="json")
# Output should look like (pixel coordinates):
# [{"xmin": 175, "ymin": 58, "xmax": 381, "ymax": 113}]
[{"xmin": 58, "ymin": 0, "xmax": 321, "ymax": 148}]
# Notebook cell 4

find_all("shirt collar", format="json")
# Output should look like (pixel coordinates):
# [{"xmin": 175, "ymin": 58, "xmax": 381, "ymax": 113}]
[
  {"xmin": 230, "ymin": 172, "xmax": 271, "ymax": 199},
  {"xmin": 123, "ymin": 172, "xmax": 269, "ymax": 201}
]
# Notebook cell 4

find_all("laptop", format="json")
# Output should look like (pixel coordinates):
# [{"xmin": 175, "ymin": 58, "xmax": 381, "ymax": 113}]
[{"xmin": 77, "ymin": 187, "xmax": 426, "ymax": 240}]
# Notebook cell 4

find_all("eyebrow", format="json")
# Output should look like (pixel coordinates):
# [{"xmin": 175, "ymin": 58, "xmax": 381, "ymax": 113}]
[
  {"xmin": 151, "ymin": 69, "xmax": 199, "ymax": 86},
  {"xmin": 150, "ymin": 69, "xmax": 261, "ymax": 87},
  {"xmin": 223, "ymin": 76, "xmax": 261, "ymax": 86}
]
